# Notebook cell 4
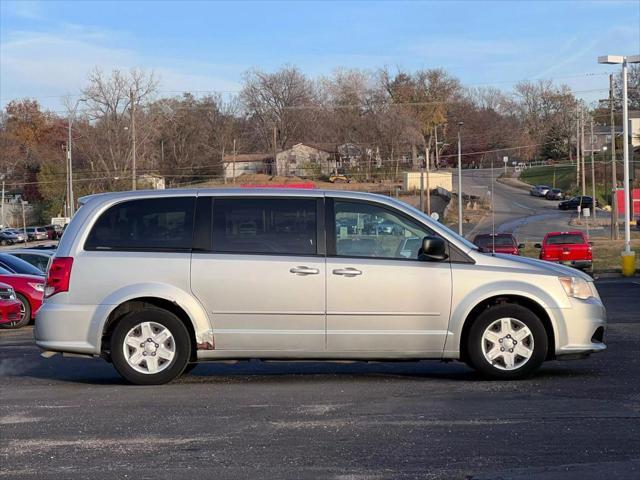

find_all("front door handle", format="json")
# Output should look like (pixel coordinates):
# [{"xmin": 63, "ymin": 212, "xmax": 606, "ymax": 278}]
[
  {"xmin": 332, "ymin": 268, "xmax": 362, "ymax": 277},
  {"xmin": 290, "ymin": 266, "xmax": 320, "ymax": 275}
]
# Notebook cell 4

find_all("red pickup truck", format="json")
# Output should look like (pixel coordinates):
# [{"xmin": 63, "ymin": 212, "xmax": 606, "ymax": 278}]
[{"xmin": 536, "ymin": 231, "xmax": 592, "ymax": 272}]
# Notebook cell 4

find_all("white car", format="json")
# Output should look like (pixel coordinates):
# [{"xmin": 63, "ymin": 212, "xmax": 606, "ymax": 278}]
[{"xmin": 35, "ymin": 189, "xmax": 607, "ymax": 385}]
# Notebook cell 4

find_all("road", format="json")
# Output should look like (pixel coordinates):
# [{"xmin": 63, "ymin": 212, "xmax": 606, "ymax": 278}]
[
  {"xmin": 455, "ymin": 169, "xmax": 606, "ymax": 242},
  {"xmin": 1, "ymin": 278, "xmax": 639, "ymax": 479}
]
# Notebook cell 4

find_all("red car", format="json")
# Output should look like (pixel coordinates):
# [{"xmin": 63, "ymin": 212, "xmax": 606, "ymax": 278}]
[
  {"xmin": 0, "ymin": 282, "xmax": 22, "ymax": 326},
  {"xmin": 0, "ymin": 270, "xmax": 44, "ymax": 329},
  {"xmin": 536, "ymin": 231, "xmax": 592, "ymax": 272},
  {"xmin": 472, "ymin": 233, "xmax": 524, "ymax": 255}
]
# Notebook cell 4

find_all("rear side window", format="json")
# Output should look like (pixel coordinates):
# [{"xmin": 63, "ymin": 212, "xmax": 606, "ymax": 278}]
[
  {"xmin": 545, "ymin": 234, "xmax": 585, "ymax": 245},
  {"xmin": 85, "ymin": 197, "xmax": 195, "ymax": 251},
  {"xmin": 212, "ymin": 198, "xmax": 317, "ymax": 255}
]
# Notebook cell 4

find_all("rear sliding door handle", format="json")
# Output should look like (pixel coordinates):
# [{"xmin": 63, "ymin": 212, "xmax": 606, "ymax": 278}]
[
  {"xmin": 290, "ymin": 266, "xmax": 320, "ymax": 275},
  {"xmin": 332, "ymin": 268, "xmax": 362, "ymax": 277}
]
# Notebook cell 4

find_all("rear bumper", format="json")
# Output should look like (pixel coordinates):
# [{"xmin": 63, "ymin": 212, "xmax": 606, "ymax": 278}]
[
  {"xmin": 34, "ymin": 302, "xmax": 102, "ymax": 354},
  {"xmin": 541, "ymin": 259, "xmax": 592, "ymax": 270}
]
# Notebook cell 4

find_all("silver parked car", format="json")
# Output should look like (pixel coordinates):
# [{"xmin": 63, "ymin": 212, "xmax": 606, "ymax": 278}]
[
  {"xmin": 530, "ymin": 185, "xmax": 551, "ymax": 197},
  {"xmin": 35, "ymin": 189, "xmax": 606, "ymax": 385}
]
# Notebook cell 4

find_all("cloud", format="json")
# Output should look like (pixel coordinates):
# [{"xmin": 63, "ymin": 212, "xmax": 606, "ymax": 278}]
[
  {"xmin": 1, "ymin": 0, "xmax": 45, "ymax": 21},
  {"xmin": 0, "ymin": 25, "xmax": 244, "ymax": 110}
]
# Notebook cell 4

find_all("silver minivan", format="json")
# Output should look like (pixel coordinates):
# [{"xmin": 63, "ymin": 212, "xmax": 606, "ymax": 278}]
[{"xmin": 35, "ymin": 189, "xmax": 606, "ymax": 385}]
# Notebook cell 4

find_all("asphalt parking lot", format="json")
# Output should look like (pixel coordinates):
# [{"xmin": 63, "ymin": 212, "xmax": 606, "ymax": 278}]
[{"xmin": 1, "ymin": 278, "xmax": 639, "ymax": 479}]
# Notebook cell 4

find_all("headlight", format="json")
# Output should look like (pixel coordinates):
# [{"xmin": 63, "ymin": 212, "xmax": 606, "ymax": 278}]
[
  {"xmin": 8, "ymin": 288, "xmax": 16, "ymax": 300},
  {"xmin": 559, "ymin": 276, "xmax": 594, "ymax": 300},
  {"xmin": 28, "ymin": 282, "xmax": 45, "ymax": 293}
]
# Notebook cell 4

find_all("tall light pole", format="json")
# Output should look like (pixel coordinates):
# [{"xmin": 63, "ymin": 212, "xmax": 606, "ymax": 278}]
[
  {"xmin": 598, "ymin": 54, "xmax": 640, "ymax": 265},
  {"xmin": 457, "ymin": 122, "xmax": 464, "ymax": 236},
  {"xmin": 67, "ymin": 98, "xmax": 86, "ymax": 217}
]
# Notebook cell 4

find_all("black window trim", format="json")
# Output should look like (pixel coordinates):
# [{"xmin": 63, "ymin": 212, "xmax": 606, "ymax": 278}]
[
  {"xmin": 326, "ymin": 197, "xmax": 474, "ymax": 264},
  {"xmin": 192, "ymin": 195, "xmax": 324, "ymax": 258},
  {"xmin": 83, "ymin": 196, "xmax": 197, "ymax": 253}
]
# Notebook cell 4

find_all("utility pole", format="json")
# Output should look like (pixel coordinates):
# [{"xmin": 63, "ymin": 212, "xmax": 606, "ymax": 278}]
[
  {"xmin": 273, "ymin": 125, "xmax": 279, "ymax": 176},
  {"xmin": 581, "ymin": 107, "xmax": 586, "ymax": 196},
  {"xmin": 576, "ymin": 104, "xmax": 581, "ymax": 188},
  {"xmin": 21, "ymin": 201, "xmax": 26, "ymax": 239},
  {"xmin": 434, "ymin": 125, "xmax": 440, "ymax": 169},
  {"xmin": 232, "ymin": 139, "xmax": 237, "ymax": 185},
  {"xmin": 457, "ymin": 122, "xmax": 464, "ymax": 236},
  {"xmin": 426, "ymin": 137, "xmax": 431, "ymax": 215},
  {"xmin": 130, "ymin": 88, "xmax": 137, "ymax": 191},
  {"xmin": 610, "ymin": 74, "xmax": 619, "ymax": 239},
  {"xmin": 222, "ymin": 144, "xmax": 226, "ymax": 185},
  {"xmin": 590, "ymin": 117, "xmax": 597, "ymax": 219}
]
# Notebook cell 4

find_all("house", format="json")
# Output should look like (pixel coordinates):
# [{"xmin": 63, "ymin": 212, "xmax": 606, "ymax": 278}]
[
  {"xmin": 336, "ymin": 143, "xmax": 362, "ymax": 170},
  {"xmin": 223, "ymin": 153, "xmax": 274, "ymax": 179},
  {"xmin": 138, "ymin": 173, "xmax": 165, "ymax": 190},
  {"xmin": 589, "ymin": 112, "xmax": 640, "ymax": 152},
  {"xmin": 275, "ymin": 144, "xmax": 335, "ymax": 177}
]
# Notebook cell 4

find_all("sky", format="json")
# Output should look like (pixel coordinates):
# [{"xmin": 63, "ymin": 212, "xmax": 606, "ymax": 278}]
[{"xmin": 1, "ymin": 0, "xmax": 639, "ymax": 112}]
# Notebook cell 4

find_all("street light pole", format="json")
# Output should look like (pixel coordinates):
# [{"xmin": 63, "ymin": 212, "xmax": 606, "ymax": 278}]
[
  {"xmin": 457, "ymin": 122, "xmax": 464, "ymax": 236},
  {"xmin": 599, "ymin": 54, "xmax": 640, "ymax": 266}
]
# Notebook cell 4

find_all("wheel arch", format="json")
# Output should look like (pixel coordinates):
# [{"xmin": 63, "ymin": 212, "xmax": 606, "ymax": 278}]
[
  {"xmin": 90, "ymin": 283, "xmax": 213, "ymax": 360},
  {"xmin": 457, "ymin": 294, "xmax": 556, "ymax": 362}
]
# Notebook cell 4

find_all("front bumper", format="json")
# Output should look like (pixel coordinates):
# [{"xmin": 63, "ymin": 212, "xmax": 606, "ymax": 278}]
[{"xmin": 549, "ymin": 296, "xmax": 607, "ymax": 357}]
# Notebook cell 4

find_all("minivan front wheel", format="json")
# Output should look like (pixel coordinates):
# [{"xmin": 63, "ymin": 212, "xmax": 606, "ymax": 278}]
[
  {"xmin": 466, "ymin": 304, "xmax": 547, "ymax": 379},
  {"xmin": 111, "ymin": 309, "xmax": 191, "ymax": 385}
]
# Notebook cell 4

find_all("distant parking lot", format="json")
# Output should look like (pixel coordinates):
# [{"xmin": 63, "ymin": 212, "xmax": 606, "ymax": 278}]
[{"xmin": 1, "ymin": 278, "xmax": 639, "ymax": 479}]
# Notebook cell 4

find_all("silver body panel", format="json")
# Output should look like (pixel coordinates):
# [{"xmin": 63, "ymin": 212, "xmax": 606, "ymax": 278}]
[{"xmin": 35, "ymin": 188, "xmax": 606, "ymax": 362}]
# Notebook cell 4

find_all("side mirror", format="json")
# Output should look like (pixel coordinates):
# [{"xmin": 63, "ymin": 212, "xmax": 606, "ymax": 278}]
[
  {"xmin": 518, "ymin": 243, "xmax": 525, "ymax": 249},
  {"xmin": 534, "ymin": 243, "xmax": 542, "ymax": 248},
  {"xmin": 418, "ymin": 236, "xmax": 448, "ymax": 262}
]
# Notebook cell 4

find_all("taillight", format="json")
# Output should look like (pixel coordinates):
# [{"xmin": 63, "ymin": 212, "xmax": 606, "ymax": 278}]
[{"xmin": 45, "ymin": 257, "xmax": 73, "ymax": 298}]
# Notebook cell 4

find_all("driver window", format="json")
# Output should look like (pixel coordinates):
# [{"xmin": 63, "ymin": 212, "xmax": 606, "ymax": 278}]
[{"xmin": 334, "ymin": 201, "xmax": 434, "ymax": 259}]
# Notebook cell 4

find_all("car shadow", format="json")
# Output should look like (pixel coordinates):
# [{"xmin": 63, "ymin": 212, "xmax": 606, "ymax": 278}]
[{"xmin": 10, "ymin": 352, "xmax": 601, "ymax": 386}]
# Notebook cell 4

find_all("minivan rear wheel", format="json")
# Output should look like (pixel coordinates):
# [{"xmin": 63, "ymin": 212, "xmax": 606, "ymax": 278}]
[
  {"xmin": 466, "ymin": 304, "xmax": 547, "ymax": 380},
  {"xmin": 110, "ymin": 308, "xmax": 191, "ymax": 385}
]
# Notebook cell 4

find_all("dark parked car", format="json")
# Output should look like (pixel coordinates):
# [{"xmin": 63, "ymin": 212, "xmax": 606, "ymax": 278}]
[
  {"xmin": 0, "ymin": 230, "xmax": 19, "ymax": 246},
  {"xmin": 545, "ymin": 188, "xmax": 564, "ymax": 200},
  {"xmin": 6, "ymin": 249, "xmax": 54, "ymax": 273},
  {"xmin": 43, "ymin": 224, "xmax": 63, "ymax": 240},
  {"xmin": 472, "ymin": 233, "xmax": 524, "ymax": 255},
  {"xmin": 558, "ymin": 196, "xmax": 597, "ymax": 211},
  {"xmin": 0, "ymin": 253, "xmax": 46, "ymax": 277}
]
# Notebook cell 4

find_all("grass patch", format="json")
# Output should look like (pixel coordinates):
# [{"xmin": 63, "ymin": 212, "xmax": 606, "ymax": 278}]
[{"xmin": 520, "ymin": 164, "xmax": 577, "ymax": 194}]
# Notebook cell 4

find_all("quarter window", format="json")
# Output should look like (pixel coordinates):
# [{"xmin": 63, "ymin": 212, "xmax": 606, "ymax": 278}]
[
  {"xmin": 85, "ymin": 197, "xmax": 195, "ymax": 251},
  {"xmin": 334, "ymin": 201, "xmax": 434, "ymax": 259},
  {"xmin": 212, "ymin": 198, "xmax": 317, "ymax": 255}
]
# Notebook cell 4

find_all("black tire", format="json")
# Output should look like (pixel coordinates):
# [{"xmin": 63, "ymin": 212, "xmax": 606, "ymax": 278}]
[
  {"xmin": 0, "ymin": 293, "xmax": 31, "ymax": 329},
  {"xmin": 466, "ymin": 304, "xmax": 548, "ymax": 380},
  {"xmin": 110, "ymin": 308, "xmax": 191, "ymax": 385}
]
